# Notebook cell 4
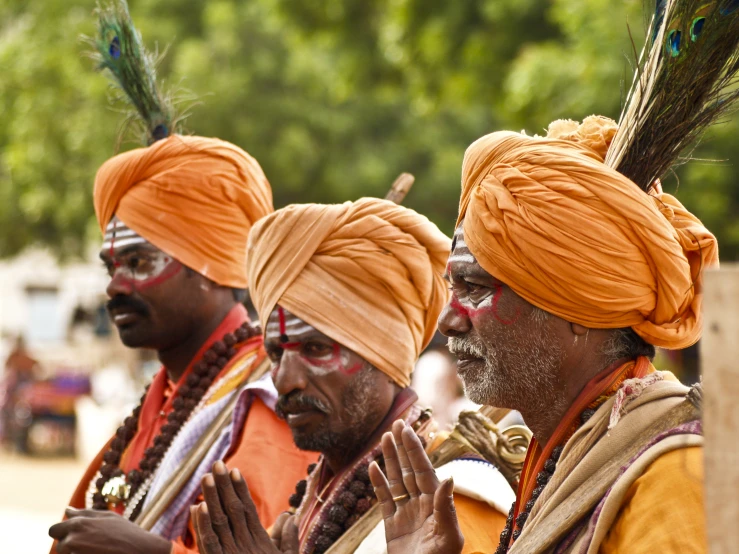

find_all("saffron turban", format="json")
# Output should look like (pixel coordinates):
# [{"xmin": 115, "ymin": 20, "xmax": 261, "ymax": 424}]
[
  {"xmin": 94, "ymin": 135, "xmax": 273, "ymax": 288},
  {"xmin": 458, "ymin": 116, "xmax": 719, "ymax": 350},
  {"xmin": 247, "ymin": 198, "xmax": 451, "ymax": 387}
]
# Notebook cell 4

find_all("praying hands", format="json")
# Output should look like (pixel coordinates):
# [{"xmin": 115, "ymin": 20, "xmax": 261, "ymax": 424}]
[
  {"xmin": 192, "ymin": 461, "xmax": 299, "ymax": 554},
  {"xmin": 367, "ymin": 420, "xmax": 464, "ymax": 554}
]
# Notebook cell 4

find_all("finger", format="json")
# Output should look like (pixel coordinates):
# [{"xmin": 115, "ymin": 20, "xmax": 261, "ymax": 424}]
[
  {"xmin": 64, "ymin": 507, "xmax": 103, "ymax": 519},
  {"xmin": 191, "ymin": 504, "xmax": 206, "ymax": 554},
  {"xmin": 281, "ymin": 515, "xmax": 299, "ymax": 554},
  {"xmin": 201, "ymin": 472, "xmax": 239, "ymax": 552},
  {"xmin": 368, "ymin": 460, "xmax": 396, "ymax": 519},
  {"xmin": 212, "ymin": 461, "xmax": 252, "ymax": 548},
  {"xmin": 195, "ymin": 503, "xmax": 225, "ymax": 554},
  {"xmin": 401, "ymin": 426, "xmax": 440, "ymax": 495},
  {"xmin": 229, "ymin": 467, "xmax": 273, "ymax": 543},
  {"xmin": 55, "ymin": 536, "xmax": 75, "ymax": 554},
  {"xmin": 270, "ymin": 512, "xmax": 291, "ymax": 547},
  {"xmin": 49, "ymin": 520, "xmax": 74, "ymax": 540},
  {"xmin": 391, "ymin": 420, "xmax": 420, "ymax": 498},
  {"xmin": 380, "ymin": 430, "xmax": 409, "ymax": 501},
  {"xmin": 432, "ymin": 477, "xmax": 463, "ymax": 549}
]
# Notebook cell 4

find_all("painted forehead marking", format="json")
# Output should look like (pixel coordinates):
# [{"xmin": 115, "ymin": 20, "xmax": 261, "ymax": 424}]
[
  {"xmin": 448, "ymin": 226, "xmax": 474, "ymax": 263},
  {"xmin": 265, "ymin": 308, "xmax": 317, "ymax": 342},
  {"xmin": 102, "ymin": 217, "xmax": 147, "ymax": 251}
]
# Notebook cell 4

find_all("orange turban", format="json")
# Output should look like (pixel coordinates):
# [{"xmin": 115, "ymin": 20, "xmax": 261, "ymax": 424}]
[
  {"xmin": 247, "ymin": 198, "xmax": 451, "ymax": 387},
  {"xmin": 94, "ymin": 135, "xmax": 273, "ymax": 288},
  {"xmin": 458, "ymin": 116, "xmax": 719, "ymax": 350}
]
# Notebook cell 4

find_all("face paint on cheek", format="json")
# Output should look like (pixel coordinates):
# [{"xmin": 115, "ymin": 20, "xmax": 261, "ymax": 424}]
[
  {"xmin": 450, "ymin": 295, "xmax": 469, "ymax": 317},
  {"xmin": 466, "ymin": 284, "xmax": 521, "ymax": 325},
  {"xmin": 114, "ymin": 255, "xmax": 183, "ymax": 291}
]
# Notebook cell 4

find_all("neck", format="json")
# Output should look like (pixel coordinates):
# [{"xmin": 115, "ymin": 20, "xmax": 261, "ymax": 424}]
[
  {"xmin": 158, "ymin": 303, "xmax": 235, "ymax": 382},
  {"xmin": 322, "ymin": 388, "xmax": 407, "ymax": 474},
  {"xmin": 524, "ymin": 353, "xmax": 618, "ymax": 448}
]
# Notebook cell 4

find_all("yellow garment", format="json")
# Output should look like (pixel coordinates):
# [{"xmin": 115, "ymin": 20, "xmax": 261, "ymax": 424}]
[
  {"xmin": 94, "ymin": 135, "xmax": 273, "ymax": 288},
  {"xmin": 600, "ymin": 446, "xmax": 706, "ymax": 553},
  {"xmin": 246, "ymin": 198, "xmax": 451, "ymax": 387},
  {"xmin": 458, "ymin": 115, "xmax": 718, "ymax": 349},
  {"xmin": 455, "ymin": 495, "xmax": 508, "ymax": 554}
]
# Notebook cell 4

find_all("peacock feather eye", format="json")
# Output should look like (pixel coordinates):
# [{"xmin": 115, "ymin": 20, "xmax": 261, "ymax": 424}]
[
  {"xmin": 152, "ymin": 124, "xmax": 168, "ymax": 141},
  {"xmin": 691, "ymin": 17, "xmax": 706, "ymax": 41},
  {"xmin": 109, "ymin": 36, "xmax": 121, "ymax": 59},
  {"xmin": 666, "ymin": 29, "xmax": 682, "ymax": 57}
]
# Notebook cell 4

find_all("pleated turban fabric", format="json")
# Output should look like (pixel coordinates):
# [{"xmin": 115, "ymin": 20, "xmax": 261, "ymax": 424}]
[
  {"xmin": 247, "ymin": 198, "xmax": 451, "ymax": 387},
  {"xmin": 94, "ymin": 135, "xmax": 273, "ymax": 288},
  {"xmin": 458, "ymin": 116, "xmax": 718, "ymax": 350}
]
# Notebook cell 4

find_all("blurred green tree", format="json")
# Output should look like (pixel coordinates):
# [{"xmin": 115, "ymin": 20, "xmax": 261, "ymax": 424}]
[{"xmin": 0, "ymin": 0, "xmax": 736, "ymax": 259}]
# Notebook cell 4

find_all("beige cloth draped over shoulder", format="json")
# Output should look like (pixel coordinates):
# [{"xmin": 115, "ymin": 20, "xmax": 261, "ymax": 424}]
[
  {"xmin": 246, "ymin": 198, "xmax": 451, "ymax": 387},
  {"xmin": 94, "ymin": 135, "xmax": 273, "ymax": 288},
  {"xmin": 458, "ymin": 116, "xmax": 718, "ymax": 349}
]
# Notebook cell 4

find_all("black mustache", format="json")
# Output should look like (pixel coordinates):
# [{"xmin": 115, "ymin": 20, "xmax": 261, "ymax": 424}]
[
  {"xmin": 106, "ymin": 295, "xmax": 150, "ymax": 318},
  {"xmin": 275, "ymin": 392, "xmax": 330, "ymax": 420}
]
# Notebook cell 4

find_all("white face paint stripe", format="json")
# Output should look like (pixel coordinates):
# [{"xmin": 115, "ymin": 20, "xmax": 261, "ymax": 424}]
[
  {"xmin": 101, "ymin": 236, "xmax": 148, "ymax": 250},
  {"xmin": 448, "ymin": 253, "xmax": 475, "ymax": 263},
  {"xmin": 265, "ymin": 322, "xmax": 316, "ymax": 335},
  {"xmin": 104, "ymin": 229, "xmax": 139, "ymax": 240}
]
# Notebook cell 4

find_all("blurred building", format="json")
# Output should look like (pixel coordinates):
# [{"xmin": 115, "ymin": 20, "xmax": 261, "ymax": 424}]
[{"xmin": 0, "ymin": 248, "xmax": 147, "ymax": 457}]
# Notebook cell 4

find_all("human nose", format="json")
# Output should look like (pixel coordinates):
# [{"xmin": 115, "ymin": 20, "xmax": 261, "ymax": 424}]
[
  {"xmin": 437, "ymin": 298, "xmax": 471, "ymax": 337},
  {"xmin": 273, "ymin": 350, "xmax": 309, "ymax": 397},
  {"xmin": 106, "ymin": 269, "xmax": 134, "ymax": 298}
]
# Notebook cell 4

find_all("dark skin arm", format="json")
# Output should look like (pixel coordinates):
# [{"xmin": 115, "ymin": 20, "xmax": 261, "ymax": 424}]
[
  {"xmin": 192, "ymin": 461, "xmax": 299, "ymax": 554},
  {"xmin": 48, "ymin": 508, "xmax": 171, "ymax": 554},
  {"xmin": 368, "ymin": 419, "xmax": 464, "ymax": 554}
]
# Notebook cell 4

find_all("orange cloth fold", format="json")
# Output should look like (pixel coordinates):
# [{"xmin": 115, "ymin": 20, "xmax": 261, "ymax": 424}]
[
  {"xmin": 94, "ymin": 135, "xmax": 273, "ymax": 288},
  {"xmin": 246, "ymin": 198, "xmax": 451, "ymax": 387},
  {"xmin": 458, "ymin": 116, "xmax": 718, "ymax": 349}
]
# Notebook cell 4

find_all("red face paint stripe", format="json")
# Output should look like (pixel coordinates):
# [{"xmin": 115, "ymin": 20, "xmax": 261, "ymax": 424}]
[{"xmin": 114, "ymin": 262, "xmax": 182, "ymax": 292}]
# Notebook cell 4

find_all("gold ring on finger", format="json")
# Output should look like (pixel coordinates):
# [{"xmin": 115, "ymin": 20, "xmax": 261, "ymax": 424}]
[{"xmin": 392, "ymin": 494, "xmax": 410, "ymax": 503}]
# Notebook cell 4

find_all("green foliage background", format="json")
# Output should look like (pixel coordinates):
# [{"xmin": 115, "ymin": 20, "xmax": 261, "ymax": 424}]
[{"xmin": 1, "ymin": 0, "xmax": 737, "ymax": 259}]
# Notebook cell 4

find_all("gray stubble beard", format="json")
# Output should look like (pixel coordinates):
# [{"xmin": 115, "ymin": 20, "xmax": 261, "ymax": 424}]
[{"xmin": 449, "ymin": 312, "xmax": 567, "ymax": 423}]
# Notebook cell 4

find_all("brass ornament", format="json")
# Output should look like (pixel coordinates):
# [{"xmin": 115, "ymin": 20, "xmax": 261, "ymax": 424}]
[{"xmin": 101, "ymin": 475, "xmax": 131, "ymax": 506}]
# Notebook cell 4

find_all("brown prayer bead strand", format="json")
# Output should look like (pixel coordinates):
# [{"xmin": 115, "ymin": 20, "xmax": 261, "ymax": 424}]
[
  {"xmin": 495, "ymin": 405, "xmax": 601, "ymax": 552},
  {"xmin": 92, "ymin": 321, "xmax": 261, "ymax": 516}
]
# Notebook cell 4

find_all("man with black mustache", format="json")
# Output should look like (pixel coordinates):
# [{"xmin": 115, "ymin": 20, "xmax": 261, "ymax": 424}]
[
  {"xmin": 189, "ymin": 199, "xmax": 514, "ymax": 554},
  {"xmin": 48, "ymin": 139, "xmax": 316, "ymax": 554}
]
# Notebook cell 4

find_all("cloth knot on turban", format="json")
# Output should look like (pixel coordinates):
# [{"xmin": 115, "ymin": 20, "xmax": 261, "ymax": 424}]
[
  {"xmin": 94, "ymin": 135, "xmax": 273, "ymax": 288},
  {"xmin": 458, "ymin": 115, "xmax": 719, "ymax": 350},
  {"xmin": 247, "ymin": 198, "xmax": 451, "ymax": 387}
]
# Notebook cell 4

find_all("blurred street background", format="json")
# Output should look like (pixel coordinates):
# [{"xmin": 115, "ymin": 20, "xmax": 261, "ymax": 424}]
[{"xmin": 1, "ymin": 0, "xmax": 736, "ymax": 551}]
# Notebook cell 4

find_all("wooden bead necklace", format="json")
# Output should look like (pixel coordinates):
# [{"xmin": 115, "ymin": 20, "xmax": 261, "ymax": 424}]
[{"xmin": 92, "ymin": 321, "xmax": 261, "ymax": 520}]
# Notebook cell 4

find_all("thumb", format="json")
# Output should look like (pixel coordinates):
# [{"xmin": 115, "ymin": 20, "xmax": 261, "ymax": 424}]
[{"xmin": 433, "ymin": 478, "xmax": 463, "ymax": 548}]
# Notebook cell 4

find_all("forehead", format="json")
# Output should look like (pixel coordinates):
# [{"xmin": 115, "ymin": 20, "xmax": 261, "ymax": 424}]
[
  {"xmin": 100, "ymin": 217, "xmax": 157, "ymax": 256},
  {"xmin": 447, "ymin": 225, "xmax": 489, "ymax": 277},
  {"xmin": 264, "ymin": 307, "xmax": 333, "ymax": 343}
]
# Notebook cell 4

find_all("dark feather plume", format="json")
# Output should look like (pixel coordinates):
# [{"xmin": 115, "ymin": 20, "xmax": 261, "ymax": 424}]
[
  {"xmin": 88, "ymin": 0, "xmax": 182, "ymax": 145},
  {"xmin": 606, "ymin": 0, "xmax": 739, "ymax": 190}
]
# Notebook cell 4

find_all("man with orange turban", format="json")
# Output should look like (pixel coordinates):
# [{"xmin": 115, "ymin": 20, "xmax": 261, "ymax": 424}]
[
  {"xmin": 48, "ymin": 135, "xmax": 317, "ymax": 554},
  {"xmin": 368, "ymin": 114, "xmax": 715, "ymax": 554},
  {"xmin": 189, "ymin": 198, "xmax": 517, "ymax": 554}
]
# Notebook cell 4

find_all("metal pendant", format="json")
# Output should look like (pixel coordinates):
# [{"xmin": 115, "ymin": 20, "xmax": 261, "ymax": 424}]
[{"xmin": 101, "ymin": 475, "xmax": 131, "ymax": 506}]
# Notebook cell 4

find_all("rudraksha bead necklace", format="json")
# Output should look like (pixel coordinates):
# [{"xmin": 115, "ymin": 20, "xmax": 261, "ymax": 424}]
[
  {"xmin": 92, "ymin": 321, "xmax": 261, "ymax": 520},
  {"xmin": 287, "ymin": 457, "xmax": 385, "ymax": 554},
  {"xmin": 495, "ymin": 408, "xmax": 597, "ymax": 553}
]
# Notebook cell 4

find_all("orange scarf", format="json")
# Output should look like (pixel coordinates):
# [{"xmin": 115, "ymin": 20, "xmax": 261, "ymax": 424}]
[{"xmin": 514, "ymin": 356, "xmax": 651, "ymax": 522}]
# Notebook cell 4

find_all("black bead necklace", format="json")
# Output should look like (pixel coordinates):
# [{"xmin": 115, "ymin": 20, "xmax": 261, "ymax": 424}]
[{"xmin": 495, "ymin": 408, "xmax": 597, "ymax": 553}]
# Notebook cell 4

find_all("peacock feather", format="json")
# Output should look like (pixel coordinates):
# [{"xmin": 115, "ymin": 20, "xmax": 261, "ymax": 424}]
[
  {"xmin": 606, "ymin": 0, "xmax": 739, "ymax": 190},
  {"xmin": 89, "ymin": 0, "xmax": 182, "ymax": 145}
]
